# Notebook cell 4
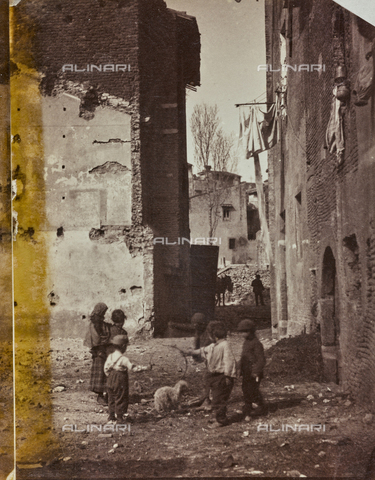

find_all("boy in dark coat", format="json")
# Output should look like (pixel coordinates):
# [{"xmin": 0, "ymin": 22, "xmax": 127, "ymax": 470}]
[{"xmin": 237, "ymin": 319, "xmax": 267, "ymax": 418}]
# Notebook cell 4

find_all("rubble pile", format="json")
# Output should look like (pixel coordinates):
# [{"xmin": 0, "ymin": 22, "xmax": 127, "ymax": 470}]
[
  {"xmin": 224, "ymin": 265, "xmax": 271, "ymax": 305},
  {"xmin": 265, "ymin": 332, "xmax": 324, "ymax": 383}
]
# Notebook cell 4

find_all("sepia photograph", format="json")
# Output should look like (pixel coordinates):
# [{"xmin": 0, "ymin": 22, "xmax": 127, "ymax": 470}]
[{"xmin": 1, "ymin": 0, "xmax": 375, "ymax": 478}]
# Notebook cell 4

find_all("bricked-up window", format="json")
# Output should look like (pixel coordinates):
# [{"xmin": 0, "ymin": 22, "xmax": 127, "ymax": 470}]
[{"xmin": 229, "ymin": 238, "xmax": 236, "ymax": 250}]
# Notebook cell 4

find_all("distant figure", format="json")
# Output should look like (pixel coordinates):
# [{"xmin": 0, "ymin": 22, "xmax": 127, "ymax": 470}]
[{"xmin": 251, "ymin": 274, "xmax": 265, "ymax": 306}]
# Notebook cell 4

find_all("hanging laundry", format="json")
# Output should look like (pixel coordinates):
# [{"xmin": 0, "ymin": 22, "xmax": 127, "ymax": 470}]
[
  {"xmin": 353, "ymin": 54, "xmax": 374, "ymax": 106},
  {"xmin": 325, "ymin": 86, "xmax": 345, "ymax": 162},
  {"xmin": 239, "ymin": 103, "xmax": 278, "ymax": 158}
]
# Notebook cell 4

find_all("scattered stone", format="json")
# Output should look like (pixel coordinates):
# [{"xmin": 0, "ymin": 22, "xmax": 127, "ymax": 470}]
[
  {"xmin": 98, "ymin": 434, "xmax": 113, "ymax": 438},
  {"xmin": 323, "ymin": 399, "xmax": 330, "ymax": 403},
  {"xmin": 113, "ymin": 444, "xmax": 119, "ymax": 449},
  {"xmin": 307, "ymin": 395, "xmax": 314, "ymax": 401},
  {"xmin": 134, "ymin": 381, "xmax": 142, "ymax": 394},
  {"xmin": 242, "ymin": 431, "xmax": 249, "ymax": 437},
  {"xmin": 108, "ymin": 449, "xmax": 115, "ymax": 454},
  {"xmin": 52, "ymin": 386, "xmax": 66, "ymax": 393},
  {"xmin": 344, "ymin": 400, "xmax": 352, "ymax": 407},
  {"xmin": 76, "ymin": 379, "xmax": 84, "ymax": 384},
  {"xmin": 321, "ymin": 439, "xmax": 338, "ymax": 445},
  {"xmin": 318, "ymin": 451, "xmax": 326, "ymax": 457},
  {"xmin": 63, "ymin": 457, "xmax": 71, "ymax": 462},
  {"xmin": 318, "ymin": 393, "xmax": 323, "ymax": 398},
  {"xmin": 337, "ymin": 437, "xmax": 353, "ymax": 446},
  {"xmin": 140, "ymin": 399, "xmax": 148, "ymax": 404},
  {"xmin": 220, "ymin": 455, "xmax": 235, "ymax": 468},
  {"xmin": 315, "ymin": 465, "xmax": 320, "ymax": 469},
  {"xmin": 81, "ymin": 441, "xmax": 88, "ymax": 445},
  {"xmin": 364, "ymin": 414, "xmax": 373, "ymax": 424},
  {"xmin": 286, "ymin": 470, "xmax": 302, "ymax": 477}
]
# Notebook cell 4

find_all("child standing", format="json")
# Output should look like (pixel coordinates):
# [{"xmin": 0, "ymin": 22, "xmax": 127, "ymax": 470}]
[
  {"xmin": 185, "ymin": 322, "xmax": 237, "ymax": 428},
  {"xmin": 107, "ymin": 309, "xmax": 128, "ymax": 355},
  {"xmin": 84, "ymin": 302, "xmax": 110, "ymax": 405},
  {"xmin": 110, "ymin": 310, "xmax": 128, "ymax": 339},
  {"xmin": 104, "ymin": 335, "xmax": 149, "ymax": 423},
  {"xmin": 237, "ymin": 319, "xmax": 267, "ymax": 419}
]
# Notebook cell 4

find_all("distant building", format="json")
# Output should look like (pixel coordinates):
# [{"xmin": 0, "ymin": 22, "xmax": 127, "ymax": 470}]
[{"xmin": 188, "ymin": 165, "xmax": 264, "ymax": 267}]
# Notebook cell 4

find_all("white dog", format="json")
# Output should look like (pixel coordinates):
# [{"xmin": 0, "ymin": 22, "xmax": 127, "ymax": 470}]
[{"xmin": 154, "ymin": 380, "xmax": 188, "ymax": 413}]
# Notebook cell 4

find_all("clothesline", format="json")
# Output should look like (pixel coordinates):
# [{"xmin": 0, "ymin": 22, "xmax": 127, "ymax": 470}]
[{"xmin": 235, "ymin": 102, "xmax": 275, "ymax": 107}]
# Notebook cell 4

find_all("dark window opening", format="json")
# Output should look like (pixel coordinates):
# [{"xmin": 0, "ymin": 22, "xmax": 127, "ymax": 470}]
[
  {"xmin": 229, "ymin": 238, "xmax": 235, "ymax": 250},
  {"xmin": 247, "ymin": 204, "xmax": 260, "ymax": 240},
  {"xmin": 280, "ymin": 210, "xmax": 286, "ymax": 235},
  {"xmin": 223, "ymin": 206, "xmax": 233, "ymax": 220}
]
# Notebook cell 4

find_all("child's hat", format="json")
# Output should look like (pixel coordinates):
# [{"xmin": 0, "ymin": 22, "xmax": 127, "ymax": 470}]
[
  {"xmin": 191, "ymin": 312, "xmax": 206, "ymax": 325},
  {"xmin": 237, "ymin": 319, "xmax": 256, "ymax": 332},
  {"xmin": 111, "ymin": 334, "xmax": 129, "ymax": 346}
]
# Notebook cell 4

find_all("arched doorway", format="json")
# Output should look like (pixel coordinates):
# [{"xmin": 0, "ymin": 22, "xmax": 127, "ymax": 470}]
[{"xmin": 319, "ymin": 246, "xmax": 341, "ymax": 383}]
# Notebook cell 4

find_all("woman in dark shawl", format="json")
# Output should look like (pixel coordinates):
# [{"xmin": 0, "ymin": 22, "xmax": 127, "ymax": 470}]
[{"xmin": 84, "ymin": 302, "xmax": 110, "ymax": 404}]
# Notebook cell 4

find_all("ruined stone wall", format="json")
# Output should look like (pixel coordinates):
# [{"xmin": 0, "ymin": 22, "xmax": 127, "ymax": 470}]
[
  {"xmin": 12, "ymin": 0, "xmax": 198, "ymax": 337},
  {"xmin": 266, "ymin": 0, "xmax": 375, "ymax": 408},
  {"xmin": 138, "ymin": 4, "xmax": 200, "ymax": 334}
]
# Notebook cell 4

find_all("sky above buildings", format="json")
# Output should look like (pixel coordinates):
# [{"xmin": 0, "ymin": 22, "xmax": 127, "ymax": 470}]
[
  {"xmin": 166, "ymin": 0, "xmax": 268, "ymax": 181},
  {"xmin": 10, "ymin": 0, "xmax": 374, "ymax": 181}
]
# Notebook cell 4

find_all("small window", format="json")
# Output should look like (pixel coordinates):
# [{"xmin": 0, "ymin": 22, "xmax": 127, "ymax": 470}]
[
  {"xmin": 223, "ymin": 206, "xmax": 231, "ymax": 220},
  {"xmin": 229, "ymin": 238, "xmax": 235, "ymax": 250}
]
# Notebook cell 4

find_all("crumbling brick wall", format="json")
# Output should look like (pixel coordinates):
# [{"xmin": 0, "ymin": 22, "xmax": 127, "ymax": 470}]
[
  {"xmin": 12, "ymin": 0, "xmax": 200, "ymax": 337},
  {"xmin": 266, "ymin": 0, "xmax": 375, "ymax": 408}
]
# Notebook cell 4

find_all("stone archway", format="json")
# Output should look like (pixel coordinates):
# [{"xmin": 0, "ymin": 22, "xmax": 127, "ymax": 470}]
[{"xmin": 319, "ymin": 246, "xmax": 341, "ymax": 383}]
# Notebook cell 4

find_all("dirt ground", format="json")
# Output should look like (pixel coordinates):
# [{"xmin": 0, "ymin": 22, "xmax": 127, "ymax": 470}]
[{"xmin": 7, "ymin": 306, "xmax": 375, "ymax": 479}]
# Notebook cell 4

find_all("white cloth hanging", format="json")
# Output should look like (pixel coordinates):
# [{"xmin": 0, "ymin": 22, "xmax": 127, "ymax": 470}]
[{"xmin": 239, "ymin": 103, "xmax": 278, "ymax": 158}]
